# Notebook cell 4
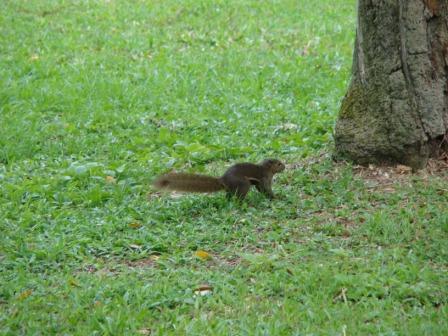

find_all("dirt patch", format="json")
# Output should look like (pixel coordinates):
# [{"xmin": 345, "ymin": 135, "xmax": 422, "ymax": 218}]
[
  {"xmin": 223, "ymin": 257, "xmax": 242, "ymax": 267},
  {"xmin": 77, "ymin": 256, "xmax": 159, "ymax": 276},
  {"xmin": 125, "ymin": 256, "xmax": 159, "ymax": 268},
  {"xmin": 351, "ymin": 156, "xmax": 447, "ymax": 191},
  {"xmin": 352, "ymin": 163, "xmax": 413, "ymax": 191}
]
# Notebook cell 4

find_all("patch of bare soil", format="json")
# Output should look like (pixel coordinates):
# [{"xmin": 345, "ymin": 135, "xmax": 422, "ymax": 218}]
[
  {"xmin": 352, "ymin": 163, "xmax": 413, "ymax": 192},
  {"xmin": 352, "ymin": 155, "xmax": 448, "ymax": 191},
  {"xmin": 125, "ymin": 256, "xmax": 159, "ymax": 268},
  {"xmin": 289, "ymin": 150, "xmax": 447, "ymax": 188}
]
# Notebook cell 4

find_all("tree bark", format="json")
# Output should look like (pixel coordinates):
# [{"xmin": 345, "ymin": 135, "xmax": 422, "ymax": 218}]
[{"xmin": 335, "ymin": 0, "xmax": 448, "ymax": 169}]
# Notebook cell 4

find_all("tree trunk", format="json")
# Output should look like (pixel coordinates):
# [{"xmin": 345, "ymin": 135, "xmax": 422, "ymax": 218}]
[{"xmin": 335, "ymin": 0, "xmax": 448, "ymax": 169}]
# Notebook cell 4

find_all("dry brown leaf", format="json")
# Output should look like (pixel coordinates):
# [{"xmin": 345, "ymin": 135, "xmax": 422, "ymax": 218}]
[
  {"xmin": 194, "ymin": 284, "xmax": 213, "ymax": 296},
  {"xmin": 333, "ymin": 287, "xmax": 348, "ymax": 303},
  {"xmin": 105, "ymin": 175, "xmax": 116, "ymax": 184},
  {"xmin": 137, "ymin": 328, "xmax": 152, "ymax": 335},
  {"xmin": 341, "ymin": 230, "xmax": 351, "ymax": 238},
  {"xmin": 396, "ymin": 164, "xmax": 412, "ymax": 174}
]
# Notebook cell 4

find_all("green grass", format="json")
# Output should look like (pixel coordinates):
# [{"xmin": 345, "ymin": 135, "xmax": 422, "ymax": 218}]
[{"xmin": 1, "ymin": 0, "xmax": 447, "ymax": 334}]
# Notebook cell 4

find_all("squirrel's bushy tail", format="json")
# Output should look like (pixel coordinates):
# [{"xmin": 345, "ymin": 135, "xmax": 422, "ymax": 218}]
[{"xmin": 153, "ymin": 173, "xmax": 224, "ymax": 193}]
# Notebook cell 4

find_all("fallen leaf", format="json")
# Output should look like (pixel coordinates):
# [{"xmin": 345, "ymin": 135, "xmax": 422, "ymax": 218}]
[
  {"xmin": 128, "ymin": 222, "xmax": 142, "ymax": 229},
  {"xmin": 195, "ymin": 250, "xmax": 212, "ymax": 260},
  {"xmin": 194, "ymin": 284, "xmax": 213, "ymax": 296},
  {"xmin": 105, "ymin": 175, "xmax": 116, "ymax": 184},
  {"xmin": 333, "ymin": 287, "xmax": 348, "ymax": 304},
  {"xmin": 17, "ymin": 289, "xmax": 33, "ymax": 300},
  {"xmin": 127, "ymin": 257, "xmax": 156, "ymax": 268},
  {"xmin": 396, "ymin": 164, "xmax": 412, "ymax": 174},
  {"xmin": 69, "ymin": 279, "xmax": 81, "ymax": 287},
  {"xmin": 437, "ymin": 188, "xmax": 447, "ymax": 195}
]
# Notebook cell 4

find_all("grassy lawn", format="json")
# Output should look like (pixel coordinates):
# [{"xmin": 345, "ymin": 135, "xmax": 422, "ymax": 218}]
[{"xmin": 1, "ymin": 0, "xmax": 447, "ymax": 334}]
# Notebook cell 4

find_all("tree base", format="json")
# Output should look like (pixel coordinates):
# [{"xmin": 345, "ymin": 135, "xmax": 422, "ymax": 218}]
[{"xmin": 334, "ymin": 0, "xmax": 448, "ymax": 170}]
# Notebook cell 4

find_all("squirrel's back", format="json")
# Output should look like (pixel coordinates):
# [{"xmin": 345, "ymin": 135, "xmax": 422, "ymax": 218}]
[{"xmin": 153, "ymin": 173, "xmax": 224, "ymax": 193}]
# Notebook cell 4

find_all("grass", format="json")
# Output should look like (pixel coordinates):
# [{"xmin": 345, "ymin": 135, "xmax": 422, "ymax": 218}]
[{"xmin": 1, "ymin": 0, "xmax": 447, "ymax": 334}]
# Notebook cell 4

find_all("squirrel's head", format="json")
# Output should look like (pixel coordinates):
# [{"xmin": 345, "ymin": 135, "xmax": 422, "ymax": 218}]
[{"xmin": 261, "ymin": 159, "xmax": 285, "ymax": 173}]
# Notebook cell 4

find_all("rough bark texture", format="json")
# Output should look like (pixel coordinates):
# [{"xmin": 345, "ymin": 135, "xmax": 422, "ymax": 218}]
[{"xmin": 335, "ymin": 0, "xmax": 448, "ymax": 169}]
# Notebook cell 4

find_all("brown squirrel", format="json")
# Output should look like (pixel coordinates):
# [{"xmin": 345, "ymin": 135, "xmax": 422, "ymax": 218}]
[{"xmin": 153, "ymin": 159, "xmax": 285, "ymax": 200}]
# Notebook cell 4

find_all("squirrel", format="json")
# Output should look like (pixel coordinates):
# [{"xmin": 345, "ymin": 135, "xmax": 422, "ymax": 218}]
[{"xmin": 153, "ymin": 159, "xmax": 285, "ymax": 200}]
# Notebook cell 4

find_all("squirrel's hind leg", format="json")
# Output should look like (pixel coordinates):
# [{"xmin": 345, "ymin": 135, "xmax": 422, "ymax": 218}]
[
  {"xmin": 254, "ymin": 178, "xmax": 274, "ymax": 199},
  {"xmin": 226, "ymin": 180, "xmax": 250, "ymax": 200}
]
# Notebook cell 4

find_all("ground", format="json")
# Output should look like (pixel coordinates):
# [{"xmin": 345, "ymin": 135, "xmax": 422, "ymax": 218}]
[{"xmin": 1, "ymin": 0, "xmax": 447, "ymax": 335}]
